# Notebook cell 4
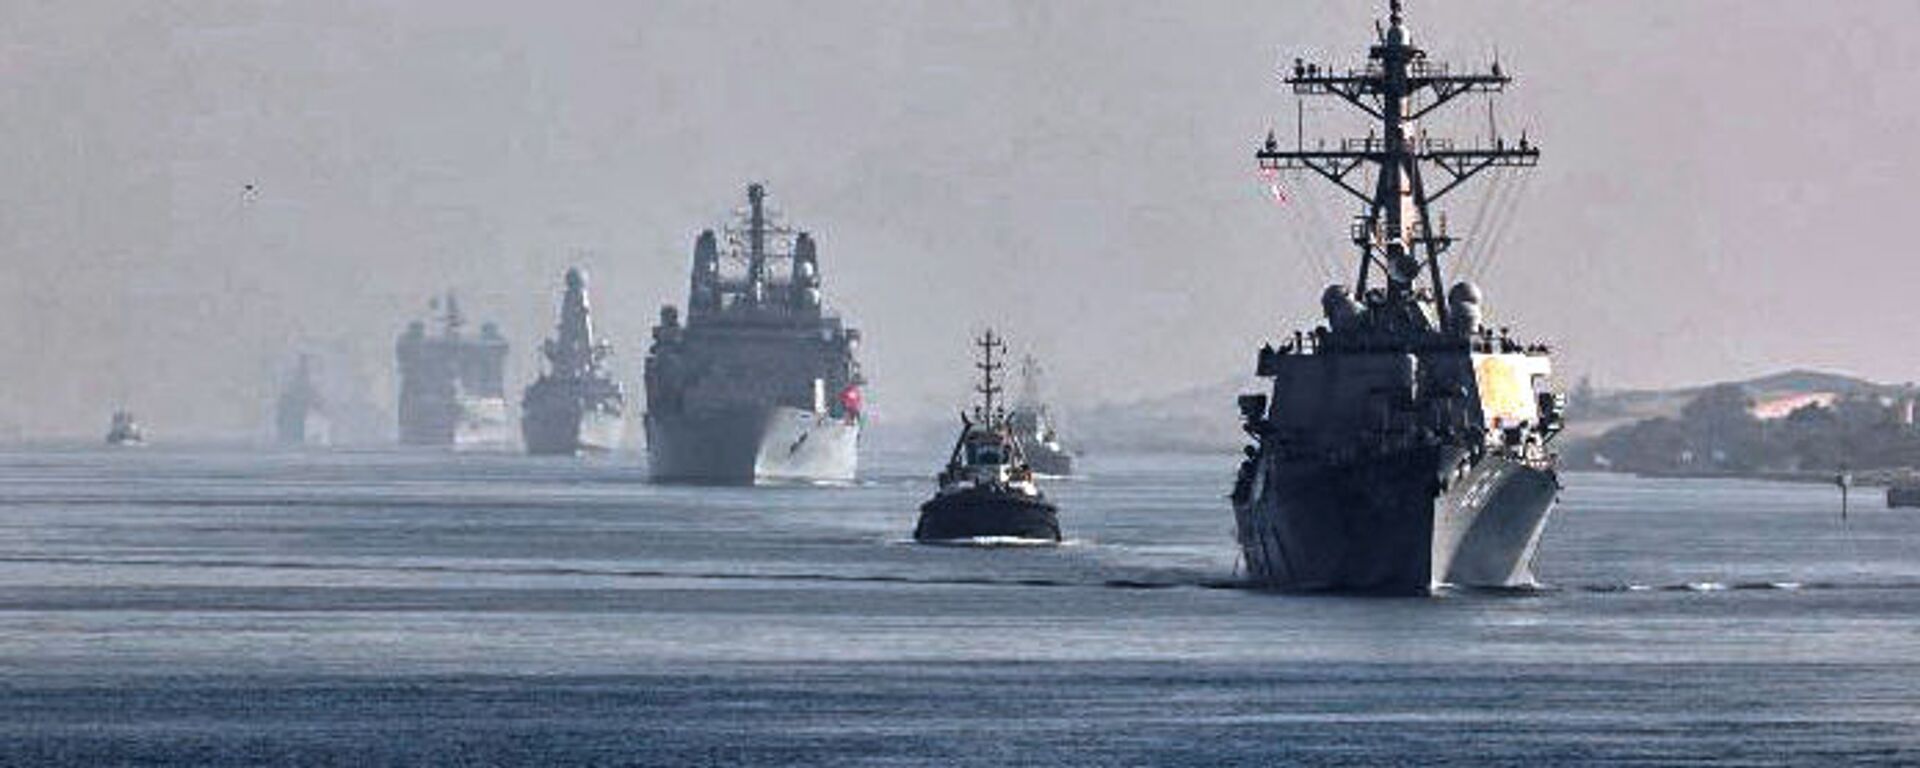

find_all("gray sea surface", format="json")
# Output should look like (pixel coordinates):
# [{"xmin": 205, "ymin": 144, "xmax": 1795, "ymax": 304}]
[{"xmin": 1, "ymin": 447, "xmax": 1917, "ymax": 766}]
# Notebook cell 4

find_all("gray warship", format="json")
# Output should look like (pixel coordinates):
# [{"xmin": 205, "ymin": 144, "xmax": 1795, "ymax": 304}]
[
  {"xmin": 105, "ymin": 409, "xmax": 144, "ymax": 447},
  {"xmin": 395, "ymin": 293, "xmax": 511, "ymax": 450},
  {"xmin": 916, "ymin": 331, "xmax": 1061, "ymax": 543},
  {"xmin": 644, "ymin": 183, "xmax": 865, "ymax": 484},
  {"xmin": 1232, "ymin": 0, "xmax": 1564, "ymax": 594},
  {"xmin": 274, "ymin": 354, "xmax": 330, "ymax": 447},
  {"xmin": 522, "ymin": 268, "xmax": 626, "ymax": 455},
  {"xmin": 1007, "ymin": 355, "xmax": 1073, "ymax": 477}
]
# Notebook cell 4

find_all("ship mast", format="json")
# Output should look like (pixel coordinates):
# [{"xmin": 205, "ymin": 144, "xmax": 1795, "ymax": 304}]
[
  {"xmin": 974, "ymin": 330, "xmax": 1006, "ymax": 425},
  {"xmin": 1258, "ymin": 0, "xmax": 1537, "ymax": 328},
  {"xmin": 746, "ymin": 182, "xmax": 768, "ymax": 301}
]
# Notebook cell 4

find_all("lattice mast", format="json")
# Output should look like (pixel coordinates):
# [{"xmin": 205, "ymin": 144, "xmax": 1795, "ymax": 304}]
[
  {"xmin": 973, "ymin": 330, "xmax": 1006, "ymax": 425},
  {"xmin": 1258, "ymin": 0, "xmax": 1537, "ymax": 328}
]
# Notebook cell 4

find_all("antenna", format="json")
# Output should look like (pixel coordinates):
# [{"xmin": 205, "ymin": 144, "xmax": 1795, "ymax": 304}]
[{"xmin": 1258, "ymin": 0, "xmax": 1538, "ymax": 330}]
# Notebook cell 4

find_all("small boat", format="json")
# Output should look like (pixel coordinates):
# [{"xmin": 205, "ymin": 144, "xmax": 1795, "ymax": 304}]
[
  {"xmin": 1889, "ymin": 485, "xmax": 1920, "ymax": 509},
  {"xmin": 106, "ymin": 409, "xmax": 145, "ymax": 447},
  {"xmin": 914, "ymin": 330, "xmax": 1061, "ymax": 543}
]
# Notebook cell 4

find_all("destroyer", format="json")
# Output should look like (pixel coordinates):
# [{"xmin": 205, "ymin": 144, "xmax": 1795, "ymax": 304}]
[
  {"xmin": 1232, "ymin": 1, "xmax": 1564, "ymax": 593},
  {"xmin": 1007, "ymin": 355, "xmax": 1074, "ymax": 476},
  {"xmin": 275, "ymin": 354, "xmax": 330, "ymax": 447},
  {"xmin": 395, "ymin": 292, "xmax": 510, "ymax": 450},
  {"xmin": 522, "ymin": 268, "xmax": 626, "ymax": 455},
  {"xmin": 645, "ymin": 183, "xmax": 865, "ymax": 483},
  {"xmin": 916, "ymin": 330, "xmax": 1061, "ymax": 543}
]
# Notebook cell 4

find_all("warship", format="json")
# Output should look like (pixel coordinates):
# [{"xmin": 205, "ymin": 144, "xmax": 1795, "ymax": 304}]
[
  {"xmin": 395, "ymin": 292, "xmax": 511, "ymax": 450},
  {"xmin": 1231, "ymin": 0, "xmax": 1564, "ymax": 594},
  {"xmin": 644, "ymin": 183, "xmax": 865, "ymax": 483},
  {"xmin": 105, "ymin": 409, "xmax": 144, "ymax": 447},
  {"xmin": 274, "ymin": 354, "xmax": 330, "ymax": 447},
  {"xmin": 1007, "ymin": 355, "xmax": 1074, "ymax": 476},
  {"xmin": 522, "ymin": 268, "xmax": 626, "ymax": 455},
  {"xmin": 915, "ymin": 330, "xmax": 1061, "ymax": 543}
]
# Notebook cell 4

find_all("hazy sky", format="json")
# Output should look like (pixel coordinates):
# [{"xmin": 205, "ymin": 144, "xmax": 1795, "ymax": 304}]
[{"xmin": 4, "ymin": 0, "xmax": 1918, "ymax": 440}]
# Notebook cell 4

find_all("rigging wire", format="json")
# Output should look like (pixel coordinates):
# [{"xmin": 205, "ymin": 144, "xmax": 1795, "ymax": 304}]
[
  {"xmin": 1474, "ymin": 167, "xmax": 1535, "ymax": 281},
  {"xmin": 1456, "ymin": 166, "xmax": 1507, "ymax": 279},
  {"xmin": 1261, "ymin": 165, "xmax": 1340, "ymax": 284},
  {"xmin": 1288, "ymin": 173, "xmax": 1346, "ymax": 282},
  {"xmin": 1471, "ymin": 169, "xmax": 1524, "ymax": 279},
  {"xmin": 1463, "ymin": 179, "xmax": 1503, "ymax": 280}
]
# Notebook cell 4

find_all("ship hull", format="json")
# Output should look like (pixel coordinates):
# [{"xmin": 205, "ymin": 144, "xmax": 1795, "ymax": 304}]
[
  {"xmin": 645, "ymin": 406, "xmax": 858, "ymax": 484},
  {"xmin": 524, "ymin": 406, "xmax": 624, "ymax": 456},
  {"xmin": 401, "ymin": 395, "xmax": 510, "ymax": 451},
  {"xmin": 1234, "ymin": 446, "xmax": 1557, "ymax": 594},
  {"xmin": 915, "ymin": 488, "xmax": 1061, "ymax": 542},
  {"xmin": 277, "ymin": 411, "xmax": 331, "ymax": 448}
]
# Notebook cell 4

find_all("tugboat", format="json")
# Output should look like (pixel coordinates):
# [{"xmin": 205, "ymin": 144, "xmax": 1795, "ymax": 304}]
[
  {"xmin": 915, "ymin": 330, "xmax": 1062, "ymax": 543},
  {"xmin": 1007, "ymin": 355, "xmax": 1074, "ymax": 477},
  {"xmin": 1231, "ymin": 1, "xmax": 1564, "ymax": 594},
  {"xmin": 105, "ymin": 409, "xmax": 144, "ymax": 446},
  {"xmin": 522, "ymin": 268, "xmax": 626, "ymax": 455}
]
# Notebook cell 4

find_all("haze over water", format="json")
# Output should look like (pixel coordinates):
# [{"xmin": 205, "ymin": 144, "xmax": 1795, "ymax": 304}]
[
  {"xmin": 5, "ymin": 1, "xmax": 1920, "ymax": 440},
  {"xmin": 3, "ymin": 448, "xmax": 1917, "ymax": 764}
]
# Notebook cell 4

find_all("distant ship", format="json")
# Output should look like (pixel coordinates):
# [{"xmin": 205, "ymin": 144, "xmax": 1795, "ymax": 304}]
[
  {"xmin": 275, "ymin": 354, "xmax": 330, "ymax": 447},
  {"xmin": 105, "ymin": 409, "xmax": 144, "ymax": 447},
  {"xmin": 1007, "ymin": 355, "xmax": 1074, "ymax": 477},
  {"xmin": 1231, "ymin": 1, "xmax": 1565, "ymax": 594},
  {"xmin": 522, "ymin": 268, "xmax": 626, "ymax": 455},
  {"xmin": 644, "ymin": 183, "xmax": 865, "ymax": 484},
  {"xmin": 395, "ymin": 292, "xmax": 511, "ymax": 450},
  {"xmin": 915, "ymin": 330, "xmax": 1061, "ymax": 543},
  {"xmin": 1890, "ymin": 485, "xmax": 1920, "ymax": 509}
]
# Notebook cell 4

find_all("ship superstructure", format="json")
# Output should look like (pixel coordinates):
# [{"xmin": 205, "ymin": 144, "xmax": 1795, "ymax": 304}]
[
  {"xmin": 644, "ymin": 183, "xmax": 864, "ymax": 483},
  {"xmin": 1232, "ymin": 1, "xmax": 1564, "ymax": 593},
  {"xmin": 396, "ymin": 292, "xmax": 510, "ymax": 450},
  {"xmin": 522, "ymin": 268, "xmax": 626, "ymax": 455}
]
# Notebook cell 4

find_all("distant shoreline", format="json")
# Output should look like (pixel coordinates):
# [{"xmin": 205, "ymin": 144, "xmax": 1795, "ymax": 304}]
[{"xmin": 1601, "ymin": 467, "xmax": 1915, "ymax": 489}]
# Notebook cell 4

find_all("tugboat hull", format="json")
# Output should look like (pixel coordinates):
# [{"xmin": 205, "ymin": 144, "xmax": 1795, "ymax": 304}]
[
  {"xmin": 645, "ymin": 406, "xmax": 858, "ymax": 484},
  {"xmin": 915, "ymin": 488, "xmax": 1061, "ymax": 542},
  {"xmin": 1234, "ymin": 447, "xmax": 1557, "ymax": 594}
]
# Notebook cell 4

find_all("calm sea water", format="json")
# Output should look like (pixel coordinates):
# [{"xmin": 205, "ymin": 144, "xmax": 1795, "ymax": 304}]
[{"xmin": 1, "ymin": 447, "xmax": 1917, "ymax": 765}]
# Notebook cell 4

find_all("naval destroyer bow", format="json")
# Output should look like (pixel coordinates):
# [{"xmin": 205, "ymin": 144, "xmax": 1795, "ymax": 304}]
[
  {"xmin": 644, "ymin": 184, "xmax": 865, "ymax": 484},
  {"xmin": 522, "ymin": 268, "xmax": 626, "ymax": 455},
  {"xmin": 1232, "ymin": 1, "xmax": 1565, "ymax": 593}
]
